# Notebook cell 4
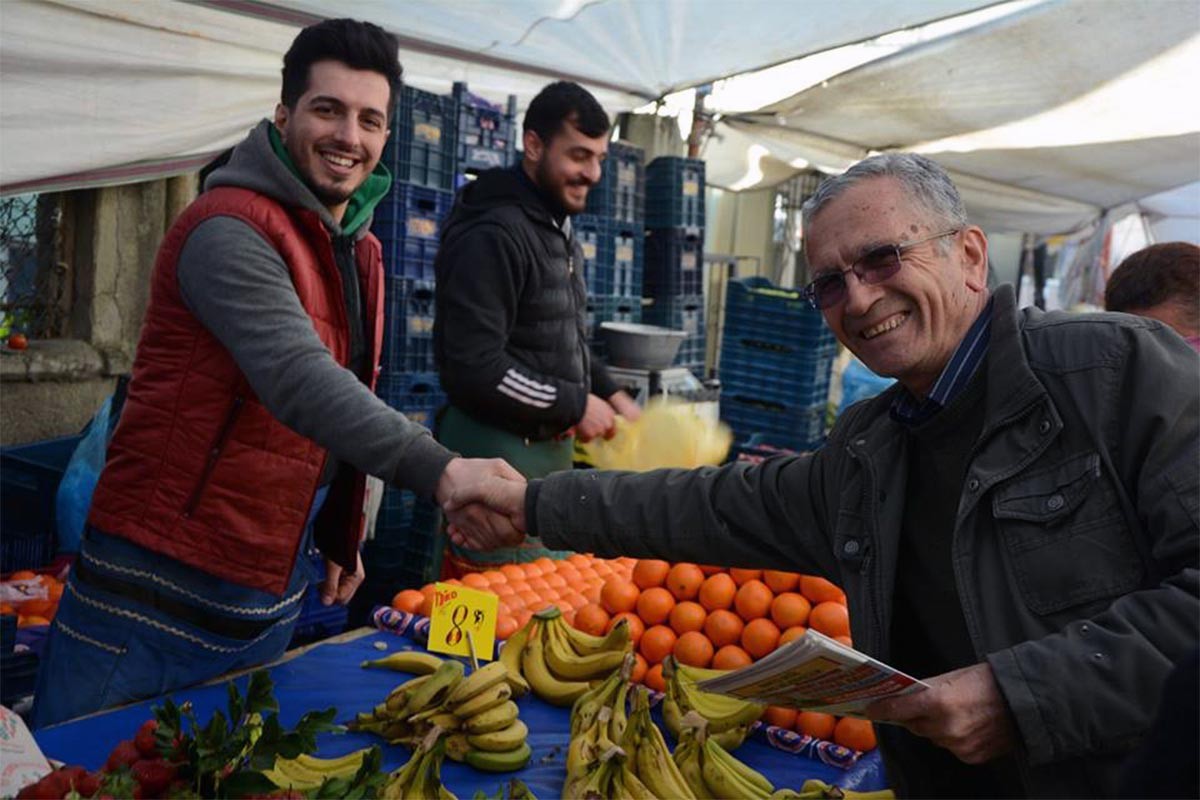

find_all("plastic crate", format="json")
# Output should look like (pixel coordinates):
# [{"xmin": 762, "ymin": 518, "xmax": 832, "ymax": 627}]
[
  {"xmin": 643, "ymin": 294, "xmax": 704, "ymax": 335},
  {"xmin": 0, "ymin": 649, "xmax": 37, "ymax": 707},
  {"xmin": 719, "ymin": 344, "xmax": 834, "ymax": 407},
  {"xmin": 289, "ymin": 551, "xmax": 349, "ymax": 646},
  {"xmin": 575, "ymin": 215, "xmax": 643, "ymax": 298},
  {"xmin": 453, "ymin": 82, "xmax": 517, "ymax": 173},
  {"xmin": 380, "ymin": 278, "xmax": 436, "ymax": 375},
  {"xmin": 587, "ymin": 295, "xmax": 644, "ymax": 361},
  {"xmin": 0, "ymin": 435, "xmax": 81, "ymax": 574},
  {"xmin": 586, "ymin": 140, "xmax": 645, "ymax": 225},
  {"xmin": 375, "ymin": 184, "xmax": 453, "ymax": 279},
  {"xmin": 644, "ymin": 226, "xmax": 704, "ymax": 297},
  {"xmin": 384, "ymin": 86, "xmax": 458, "ymax": 190},
  {"xmin": 646, "ymin": 157, "xmax": 705, "ymax": 228},
  {"xmin": 720, "ymin": 397, "xmax": 827, "ymax": 453},
  {"xmin": 370, "ymin": 489, "xmax": 443, "ymax": 588},
  {"xmin": 376, "ymin": 372, "xmax": 445, "ymax": 430},
  {"xmin": 723, "ymin": 276, "xmax": 832, "ymax": 347}
]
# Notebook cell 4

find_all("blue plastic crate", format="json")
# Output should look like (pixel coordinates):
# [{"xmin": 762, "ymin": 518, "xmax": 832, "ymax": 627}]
[
  {"xmin": 289, "ymin": 551, "xmax": 349, "ymax": 646},
  {"xmin": 376, "ymin": 372, "xmax": 444, "ymax": 430},
  {"xmin": 646, "ymin": 157, "xmax": 705, "ymax": 228},
  {"xmin": 575, "ymin": 215, "xmax": 643, "ymax": 298},
  {"xmin": 380, "ymin": 278, "xmax": 436, "ymax": 375},
  {"xmin": 0, "ymin": 435, "xmax": 80, "ymax": 573},
  {"xmin": 643, "ymin": 294, "xmax": 704, "ymax": 335},
  {"xmin": 385, "ymin": 86, "xmax": 458, "ymax": 190},
  {"xmin": 453, "ymin": 82, "xmax": 517, "ymax": 173},
  {"xmin": 371, "ymin": 488, "xmax": 443, "ymax": 587},
  {"xmin": 723, "ymin": 277, "xmax": 832, "ymax": 347},
  {"xmin": 719, "ymin": 397, "xmax": 827, "ymax": 453},
  {"xmin": 719, "ymin": 347, "xmax": 834, "ymax": 407},
  {"xmin": 586, "ymin": 141, "xmax": 644, "ymax": 225},
  {"xmin": 375, "ymin": 183, "xmax": 453, "ymax": 279},
  {"xmin": 644, "ymin": 227, "xmax": 704, "ymax": 297}
]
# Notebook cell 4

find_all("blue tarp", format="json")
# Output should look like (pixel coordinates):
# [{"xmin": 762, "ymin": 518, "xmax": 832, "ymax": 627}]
[{"xmin": 34, "ymin": 629, "xmax": 887, "ymax": 797}]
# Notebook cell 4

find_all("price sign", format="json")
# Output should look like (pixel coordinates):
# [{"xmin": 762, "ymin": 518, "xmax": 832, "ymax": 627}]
[{"xmin": 427, "ymin": 582, "xmax": 499, "ymax": 660}]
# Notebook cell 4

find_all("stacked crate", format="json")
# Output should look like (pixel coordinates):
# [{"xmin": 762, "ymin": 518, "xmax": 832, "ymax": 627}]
[
  {"xmin": 718, "ymin": 277, "xmax": 838, "ymax": 452},
  {"xmin": 641, "ymin": 157, "xmax": 707, "ymax": 373},
  {"xmin": 578, "ymin": 140, "xmax": 646, "ymax": 357}
]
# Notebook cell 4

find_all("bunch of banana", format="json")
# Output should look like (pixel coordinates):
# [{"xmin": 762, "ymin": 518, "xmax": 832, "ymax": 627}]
[
  {"xmin": 563, "ymin": 653, "xmax": 637, "ymax": 786},
  {"xmin": 263, "ymin": 747, "xmax": 375, "ymax": 791},
  {"xmin": 618, "ymin": 686, "xmax": 698, "ymax": 800},
  {"xmin": 350, "ymin": 659, "xmax": 467, "ymax": 745},
  {"xmin": 383, "ymin": 730, "xmax": 457, "ymax": 800},
  {"xmin": 662, "ymin": 657, "xmax": 765, "ymax": 751},
  {"xmin": 515, "ymin": 607, "xmax": 631, "ymax": 707},
  {"xmin": 671, "ymin": 711, "xmax": 776, "ymax": 799},
  {"xmin": 469, "ymin": 778, "xmax": 539, "ymax": 800}
]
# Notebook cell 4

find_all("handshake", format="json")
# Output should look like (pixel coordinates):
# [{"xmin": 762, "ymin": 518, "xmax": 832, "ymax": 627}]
[{"xmin": 433, "ymin": 457, "xmax": 530, "ymax": 552}]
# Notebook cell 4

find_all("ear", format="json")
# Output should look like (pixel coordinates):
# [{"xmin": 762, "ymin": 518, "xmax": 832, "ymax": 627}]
[
  {"xmin": 273, "ymin": 103, "xmax": 289, "ymax": 135},
  {"xmin": 522, "ymin": 128, "xmax": 543, "ymax": 163},
  {"xmin": 960, "ymin": 226, "xmax": 989, "ymax": 292}
]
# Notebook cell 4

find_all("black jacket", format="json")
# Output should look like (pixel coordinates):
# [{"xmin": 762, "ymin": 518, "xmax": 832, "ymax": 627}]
[{"xmin": 433, "ymin": 166, "xmax": 617, "ymax": 440}]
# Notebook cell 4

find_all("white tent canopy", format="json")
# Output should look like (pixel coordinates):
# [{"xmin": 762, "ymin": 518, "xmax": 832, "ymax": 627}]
[{"xmin": 1, "ymin": 0, "xmax": 1197, "ymax": 237}]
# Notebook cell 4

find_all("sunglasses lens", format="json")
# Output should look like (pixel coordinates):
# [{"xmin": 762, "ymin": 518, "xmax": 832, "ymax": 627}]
[
  {"xmin": 858, "ymin": 247, "xmax": 903, "ymax": 284},
  {"xmin": 811, "ymin": 274, "xmax": 846, "ymax": 309}
]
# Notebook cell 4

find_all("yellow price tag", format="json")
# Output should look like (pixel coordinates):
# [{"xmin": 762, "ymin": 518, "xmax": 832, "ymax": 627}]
[{"xmin": 427, "ymin": 582, "xmax": 498, "ymax": 660}]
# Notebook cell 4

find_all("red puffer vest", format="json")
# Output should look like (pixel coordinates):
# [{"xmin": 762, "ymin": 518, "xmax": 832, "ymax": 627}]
[{"xmin": 88, "ymin": 187, "xmax": 385, "ymax": 595}]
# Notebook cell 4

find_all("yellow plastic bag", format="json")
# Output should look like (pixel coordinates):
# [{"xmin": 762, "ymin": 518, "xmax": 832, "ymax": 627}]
[{"xmin": 580, "ymin": 398, "xmax": 732, "ymax": 470}]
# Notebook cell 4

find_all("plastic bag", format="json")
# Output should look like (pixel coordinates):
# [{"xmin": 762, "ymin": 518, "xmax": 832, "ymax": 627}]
[
  {"xmin": 54, "ymin": 397, "xmax": 112, "ymax": 554},
  {"xmin": 581, "ymin": 398, "xmax": 732, "ymax": 471}
]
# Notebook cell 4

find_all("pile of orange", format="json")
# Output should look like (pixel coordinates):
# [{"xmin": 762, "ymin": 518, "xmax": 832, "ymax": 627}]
[
  {"xmin": 390, "ymin": 554, "xmax": 636, "ymax": 642},
  {"xmin": 0, "ymin": 570, "xmax": 65, "ymax": 627}
]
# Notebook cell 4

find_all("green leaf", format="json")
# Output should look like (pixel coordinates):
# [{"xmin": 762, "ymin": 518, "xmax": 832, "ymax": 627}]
[
  {"xmin": 99, "ymin": 766, "xmax": 139, "ymax": 799},
  {"xmin": 245, "ymin": 670, "xmax": 279, "ymax": 716},
  {"xmin": 227, "ymin": 679, "xmax": 245, "ymax": 726},
  {"xmin": 219, "ymin": 769, "xmax": 278, "ymax": 799}
]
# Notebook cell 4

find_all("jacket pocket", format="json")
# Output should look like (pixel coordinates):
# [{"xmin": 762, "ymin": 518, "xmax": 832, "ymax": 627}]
[
  {"xmin": 183, "ymin": 396, "xmax": 244, "ymax": 517},
  {"xmin": 992, "ymin": 451, "xmax": 1142, "ymax": 615}
]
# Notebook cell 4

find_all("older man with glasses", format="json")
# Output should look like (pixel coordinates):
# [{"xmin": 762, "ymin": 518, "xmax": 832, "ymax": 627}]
[{"xmin": 443, "ymin": 153, "xmax": 1199, "ymax": 799}]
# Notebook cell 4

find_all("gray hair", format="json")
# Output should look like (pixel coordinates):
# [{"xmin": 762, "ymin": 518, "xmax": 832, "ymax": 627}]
[{"xmin": 801, "ymin": 153, "xmax": 968, "ymax": 239}]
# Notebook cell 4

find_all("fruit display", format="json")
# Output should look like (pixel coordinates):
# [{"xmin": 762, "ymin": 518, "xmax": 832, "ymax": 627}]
[
  {"xmin": 501, "ymin": 606, "xmax": 631, "ymax": 707},
  {"xmin": 350, "ymin": 655, "xmax": 533, "ymax": 773},
  {"xmin": 661, "ymin": 657, "xmax": 766, "ymax": 750},
  {"xmin": 379, "ymin": 729, "xmax": 456, "ymax": 799}
]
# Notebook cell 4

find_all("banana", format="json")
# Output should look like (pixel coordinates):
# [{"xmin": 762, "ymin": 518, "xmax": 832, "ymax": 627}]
[
  {"xmin": 567, "ymin": 708, "xmax": 603, "ymax": 779},
  {"xmin": 404, "ymin": 659, "xmax": 465, "ymax": 715},
  {"xmin": 609, "ymin": 678, "xmax": 631, "ymax": 744},
  {"xmin": 292, "ymin": 748, "xmax": 368, "ymax": 775},
  {"xmin": 466, "ymin": 718, "xmax": 528, "ymax": 752},
  {"xmin": 662, "ymin": 687, "xmax": 686, "ymax": 738},
  {"xmin": 445, "ymin": 733, "xmax": 471, "ymax": 763},
  {"xmin": 674, "ymin": 662, "xmax": 730, "ymax": 683},
  {"xmin": 673, "ymin": 734, "xmax": 714, "ymax": 800},
  {"xmin": 266, "ymin": 759, "xmax": 327, "ymax": 790},
  {"xmin": 413, "ymin": 711, "xmax": 462, "ymax": 731},
  {"xmin": 521, "ymin": 622, "xmax": 591, "ymax": 706},
  {"xmin": 628, "ymin": 687, "xmax": 697, "ymax": 800},
  {"xmin": 445, "ymin": 660, "xmax": 509, "ymax": 708},
  {"xmin": 361, "ymin": 649, "xmax": 445, "ymax": 674},
  {"xmin": 799, "ymin": 780, "xmax": 897, "ymax": 799},
  {"xmin": 621, "ymin": 760, "xmax": 658, "ymax": 800},
  {"xmin": 571, "ymin": 668, "xmax": 622, "ymax": 735},
  {"xmin": 701, "ymin": 736, "xmax": 772, "ymax": 799},
  {"xmin": 386, "ymin": 674, "xmax": 432, "ymax": 713},
  {"xmin": 705, "ymin": 735, "xmax": 774, "ymax": 795},
  {"xmin": 677, "ymin": 677, "xmax": 766, "ymax": 732},
  {"xmin": 560, "ymin": 614, "xmax": 632, "ymax": 656},
  {"xmin": 543, "ymin": 617, "xmax": 626, "ymax": 681},
  {"xmin": 449, "ymin": 680, "xmax": 512, "ymax": 719},
  {"xmin": 463, "ymin": 741, "xmax": 533, "ymax": 773},
  {"xmin": 498, "ymin": 619, "xmax": 535, "ymax": 698},
  {"xmin": 463, "ymin": 699, "xmax": 519, "ymax": 734}
]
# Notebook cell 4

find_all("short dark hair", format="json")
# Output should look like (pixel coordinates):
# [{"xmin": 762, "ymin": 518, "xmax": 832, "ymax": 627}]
[
  {"xmin": 1105, "ymin": 242, "xmax": 1200, "ymax": 328},
  {"xmin": 281, "ymin": 19, "xmax": 402, "ymax": 113},
  {"xmin": 523, "ymin": 81, "xmax": 610, "ymax": 144}
]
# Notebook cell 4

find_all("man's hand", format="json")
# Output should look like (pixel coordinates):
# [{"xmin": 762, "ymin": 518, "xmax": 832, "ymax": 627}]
[
  {"xmin": 607, "ymin": 390, "xmax": 642, "ymax": 422},
  {"xmin": 320, "ymin": 550, "xmax": 365, "ymax": 606},
  {"xmin": 576, "ymin": 393, "xmax": 617, "ymax": 441},
  {"xmin": 864, "ymin": 662, "xmax": 1017, "ymax": 764},
  {"xmin": 443, "ymin": 475, "xmax": 529, "ymax": 552}
]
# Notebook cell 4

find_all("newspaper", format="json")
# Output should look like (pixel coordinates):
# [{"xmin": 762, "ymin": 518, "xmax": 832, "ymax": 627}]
[{"xmin": 695, "ymin": 629, "xmax": 928, "ymax": 716}]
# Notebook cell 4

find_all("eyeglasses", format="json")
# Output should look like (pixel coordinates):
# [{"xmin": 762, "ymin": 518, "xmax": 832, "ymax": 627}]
[{"xmin": 802, "ymin": 229, "xmax": 961, "ymax": 310}]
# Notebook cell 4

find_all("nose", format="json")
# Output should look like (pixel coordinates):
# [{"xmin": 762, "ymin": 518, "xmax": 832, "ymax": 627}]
[
  {"xmin": 842, "ymin": 270, "xmax": 884, "ymax": 317},
  {"xmin": 333, "ymin": 115, "xmax": 361, "ymax": 148},
  {"xmin": 584, "ymin": 157, "xmax": 602, "ymax": 185}
]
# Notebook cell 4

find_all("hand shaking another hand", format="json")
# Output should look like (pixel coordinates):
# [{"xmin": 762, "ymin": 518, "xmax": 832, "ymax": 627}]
[{"xmin": 434, "ymin": 457, "xmax": 529, "ymax": 552}]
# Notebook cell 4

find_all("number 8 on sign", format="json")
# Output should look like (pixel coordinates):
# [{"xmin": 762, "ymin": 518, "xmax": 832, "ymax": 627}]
[{"xmin": 428, "ymin": 582, "xmax": 499, "ymax": 660}]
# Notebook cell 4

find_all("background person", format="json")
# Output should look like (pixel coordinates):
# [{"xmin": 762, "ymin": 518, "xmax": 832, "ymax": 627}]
[{"xmin": 1104, "ymin": 241, "xmax": 1200, "ymax": 351}]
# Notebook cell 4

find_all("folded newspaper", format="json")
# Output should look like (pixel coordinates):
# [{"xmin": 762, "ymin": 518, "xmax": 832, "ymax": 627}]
[{"xmin": 695, "ymin": 629, "xmax": 929, "ymax": 716}]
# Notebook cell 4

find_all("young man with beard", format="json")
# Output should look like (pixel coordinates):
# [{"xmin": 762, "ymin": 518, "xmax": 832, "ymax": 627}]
[
  {"xmin": 32, "ymin": 18, "xmax": 521, "ymax": 728},
  {"xmin": 432, "ymin": 81, "xmax": 639, "ymax": 573},
  {"xmin": 443, "ymin": 154, "xmax": 1199, "ymax": 797}
]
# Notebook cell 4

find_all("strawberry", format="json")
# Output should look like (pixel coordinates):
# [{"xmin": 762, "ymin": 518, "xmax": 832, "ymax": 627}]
[
  {"xmin": 75, "ymin": 771, "xmax": 103, "ymax": 797},
  {"xmin": 134, "ymin": 719, "xmax": 159, "ymax": 758},
  {"xmin": 130, "ymin": 759, "xmax": 178, "ymax": 797},
  {"xmin": 104, "ymin": 740, "xmax": 141, "ymax": 772}
]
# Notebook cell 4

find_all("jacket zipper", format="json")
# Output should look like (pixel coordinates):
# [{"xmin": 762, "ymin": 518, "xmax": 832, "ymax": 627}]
[
  {"xmin": 333, "ymin": 235, "xmax": 364, "ymax": 375},
  {"xmin": 850, "ymin": 441, "xmax": 888, "ymax": 657},
  {"xmin": 183, "ymin": 396, "xmax": 244, "ymax": 517}
]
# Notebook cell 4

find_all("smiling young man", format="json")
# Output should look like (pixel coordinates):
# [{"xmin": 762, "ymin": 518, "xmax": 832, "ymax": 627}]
[
  {"xmin": 443, "ymin": 154, "xmax": 1199, "ymax": 797},
  {"xmin": 31, "ymin": 18, "xmax": 523, "ymax": 729},
  {"xmin": 431, "ymin": 81, "xmax": 639, "ymax": 574}
]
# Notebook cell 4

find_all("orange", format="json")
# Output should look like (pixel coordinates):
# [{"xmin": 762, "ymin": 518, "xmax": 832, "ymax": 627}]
[
  {"xmin": 733, "ymin": 580, "xmax": 774, "ymax": 621},
  {"xmin": 544, "ymin": 573, "xmax": 568, "ymax": 589},
  {"xmin": 607, "ymin": 612, "xmax": 645, "ymax": 647},
  {"xmin": 635, "ymin": 587, "xmax": 676, "ymax": 626},
  {"xmin": 729, "ymin": 568, "xmax": 762, "ymax": 586},
  {"xmin": 698, "ymin": 565, "xmax": 724, "ymax": 576},
  {"xmin": 527, "ymin": 577, "xmax": 551, "ymax": 593},
  {"xmin": 582, "ymin": 582, "xmax": 603, "ymax": 604},
  {"xmin": 712, "ymin": 644, "xmax": 753, "ymax": 670},
  {"xmin": 741, "ymin": 618, "xmax": 780, "ymax": 659},
  {"xmin": 639, "ymin": 625, "xmax": 677, "ymax": 665},
  {"xmin": 698, "ymin": 573, "xmax": 737, "ymax": 611},
  {"xmin": 632, "ymin": 559, "xmax": 670, "ymax": 590},
  {"xmin": 796, "ymin": 711, "xmax": 837, "ymax": 740},
  {"xmin": 533, "ymin": 556, "xmax": 557, "ymax": 574},
  {"xmin": 492, "ymin": 582, "xmax": 515, "ymax": 597},
  {"xmin": 630, "ymin": 653, "xmax": 648, "ymax": 684},
  {"xmin": 600, "ymin": 578, "xmax": 640, "ymax": 615},
  {"xmin": 462, "ymin": 573, "xmax": 490, "ymax": 589},
  {"xmin": 770, "ymin": 592, "xmax": 811, "ymax": 629},
  {"xmin": 500, "ymin": 564, "xmax": 525, "ymax": 581},
  {"xmin": 799, "ymin": 575, "xmax": 845, "ymax": 604},
  {"xmin": 496, "ymin": 614, "xmax": 519, "ymax": 640},
  {"xmin": 520, "ymin": 563, "xmax": 542, "ymax": 579},
  {"xmin": 560, "ymin": 607, "xmax": 577, "ymax": 626},
  {"xmin": 418, "ymin": 587, "xmax": 436, "ymax": 617},
  {"xmin": 834, "ymin": 717, "xmax": 877, "ymax": 751},
  {"xmin": 391, "ymin": 589, "xmax": 425, "ymax": 614},
  {"xmin": 703, "ymin": 609, "xmax": 744, "ymax": 648},
  {"xmin": 482, "ymin": 569, "xmax": 507, "ymax": 585},
  {"xmin": 664, "ymin": 563, "xmax": 705, "ymax": 601},
  {"xmin": 514, "ymin": 608, "xmax": 534, "ymax": 628},
  {"xmin": 17, "ymin": 615, "xmax": 51, "ymax": 627},
  {"xmin": 643, "ymin": 663, "xmax": 667, "ymax": 692},
  {"xmin": 762, "ymin": 570, "xmax": 801, "ymax": 593},
  {"xmin": 779, "ymin": 625, "xmax": 808, "ymax": 646},
  {"xmin": 668, "ymin": 601, "xmax": 707, "ymax": 635},
  {"xmin": 0, "ymin": 604, "xmax": 15, "ymax": 616},
  {"xmin": 574, "ymin": 603, "xmax": 611, "ymax": 637},
  {"xmin": 7, "ymin": 570, "xmax": 38, "ymax": 581},
  {"xmin": 673, "ymin": 631, "xmax": 715, "ymax": 668},
  {"xmin": 763, "ymin": 706, "xmax": 798, "ymax": 730},
  {"xmin": 809, "ymin": 601, "xmax": 851, "ymax": 638},
  {"xmin": 18, "ymin": 597, "xmax": 55, "ymax": 618}
]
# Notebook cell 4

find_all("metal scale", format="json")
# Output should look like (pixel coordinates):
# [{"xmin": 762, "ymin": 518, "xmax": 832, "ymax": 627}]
[{"xmin": 598, "ymin": 323, "xmax": 720, "ymax": 422}]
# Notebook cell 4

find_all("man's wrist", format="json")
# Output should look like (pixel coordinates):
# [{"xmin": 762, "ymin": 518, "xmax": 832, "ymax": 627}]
[{"xmin": 524, "ymin": 479, "xmax": 543, "ymax": 538}]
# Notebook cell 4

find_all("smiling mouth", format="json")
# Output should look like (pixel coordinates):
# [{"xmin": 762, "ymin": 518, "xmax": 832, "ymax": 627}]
[
  {"xmin": 320, "ymin": 151, "xmax": 357, "ymax": 170},
  {"xmin": 861, "ymin": 312, "xmax": 909, "ymax": 340}
]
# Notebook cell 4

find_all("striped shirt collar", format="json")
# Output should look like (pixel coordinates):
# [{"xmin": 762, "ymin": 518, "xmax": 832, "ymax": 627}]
[{"xmin": 891, "ymin": 295, "xmax": 994, "ymax": 425}]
